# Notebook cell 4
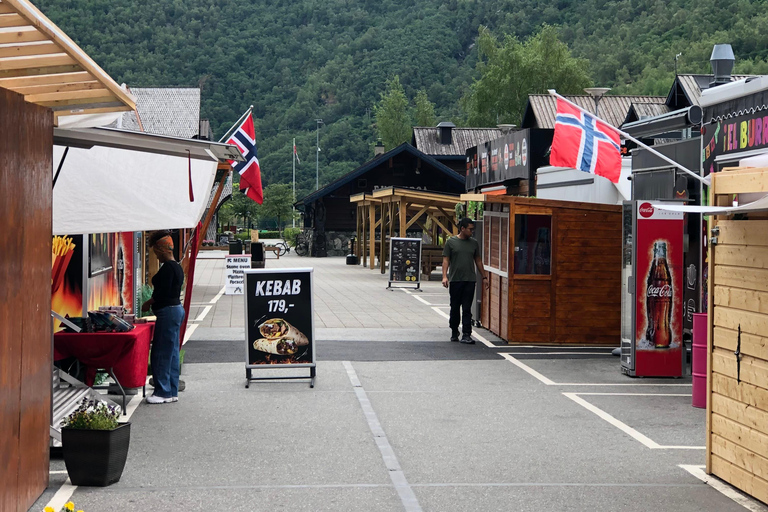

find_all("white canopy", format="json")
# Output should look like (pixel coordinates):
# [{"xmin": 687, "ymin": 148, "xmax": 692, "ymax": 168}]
[
  {"xmin": 654, "ymin": 194, "xmax": 768, "ymax": 215},
  {"xmin": 52, "ymin": 128, "xmax": 243, "ymax": 235}
]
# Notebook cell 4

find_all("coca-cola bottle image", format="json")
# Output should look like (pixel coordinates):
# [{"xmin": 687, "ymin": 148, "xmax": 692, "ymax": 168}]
[{"xmin": 646, "ymin": 241, "xmax": 673, "ymax": 348}]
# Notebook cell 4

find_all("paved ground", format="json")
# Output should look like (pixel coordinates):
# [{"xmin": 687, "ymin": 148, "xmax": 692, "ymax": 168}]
[{"xmin": 34, "ymin": 249, "xmax": 768, "ymax": 512}]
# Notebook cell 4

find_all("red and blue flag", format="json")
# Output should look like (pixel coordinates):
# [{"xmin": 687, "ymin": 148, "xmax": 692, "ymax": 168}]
[
  {"xmin": 550, "ymin": 98, "xmax": 621, "ymax": 183},
  {"xmin": 227, "ymin": 114, "xmax": 263, "ymax": 204}
]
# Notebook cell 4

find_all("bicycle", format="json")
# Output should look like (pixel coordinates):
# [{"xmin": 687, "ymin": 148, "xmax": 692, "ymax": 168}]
[
  {"xmin": 275, "ymin": 240, "xmax": 290, "ymax": 257},
  {"xmin": 295, "ymin": 232, "xmax": 309, "ymax": 257}
]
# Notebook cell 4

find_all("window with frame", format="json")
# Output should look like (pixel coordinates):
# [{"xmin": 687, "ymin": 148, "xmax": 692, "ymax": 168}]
[
  {"xmin": 514, "ymin": 214, "xmax": 551, "ymax": 275},
  {"xmin": 483, "ymin": 209, "xmax": 509, "ymax": 276}
]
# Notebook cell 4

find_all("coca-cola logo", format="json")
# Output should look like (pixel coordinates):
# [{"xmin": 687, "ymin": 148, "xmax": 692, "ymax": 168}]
[
  {"xmin": 639, "ymin": 203, "xmax": 655, "ymax": 218},
  {"xmin": 647, "ymin": 284, "xmax": 672, "ymax": 297}
]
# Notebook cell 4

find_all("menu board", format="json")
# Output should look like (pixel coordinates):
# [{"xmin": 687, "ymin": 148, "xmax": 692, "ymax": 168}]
[
  {"xmin": 388, "ymin": 237, "xmax": 422, "ymax": 289},
  {"xmin": 244, "ymin": 268, "xmax": 315, "ymax": 369}
]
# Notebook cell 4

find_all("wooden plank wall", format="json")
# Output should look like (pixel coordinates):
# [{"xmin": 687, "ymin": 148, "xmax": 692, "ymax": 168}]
[
  {"xmin": 0, "ymin": 87, "xmax": 53, "ymax": 511},
  {"xmin": 709, "ymin": 218, "xmax": 768, "ymax": 504},
  {"xmin": 554, "ymin": 208, "xmax": 622, "ymax": 344},
  {"xmin": 510, "ymin": 280, "xmax": 551, "ymax": 342}
]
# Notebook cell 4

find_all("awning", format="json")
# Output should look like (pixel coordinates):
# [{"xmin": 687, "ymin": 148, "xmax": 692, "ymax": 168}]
[
  {"xmin": 54, "ymin": 127, "xmax": 244, "ymax": 162},
  {"xmin": 654, "ymin": 194, "xmax": 768, "ymax": 215},
  {"xmin": 0, "ymin": 0, "xmax": 136, "ymax": 121},
  {"xmin": 52, "ymin": 130, "xmax": 244, "ymax": 235}
]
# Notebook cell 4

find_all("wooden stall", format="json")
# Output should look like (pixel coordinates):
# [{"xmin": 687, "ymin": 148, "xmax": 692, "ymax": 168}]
[
  {"xmin": 463, "ymin": 194, "xmax": 622, "ymax": 345},
  {"xmin": 706, "ymin": 167, "xmax": 768, "ymax": 505},
  {"xmin": 351, "ymin": 187, "xmax": 460, "ymax": 275}
]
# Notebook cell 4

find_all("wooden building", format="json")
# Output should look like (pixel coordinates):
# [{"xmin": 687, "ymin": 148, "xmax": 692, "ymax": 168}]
[
  {"xmin": 412, "ymin": 122, "xmax": 502, "ymax": 175},
  {"xmin": 296, "ymin": 143, "xmax": 465, "ymax": 256},
  {"xmin": 462, "ymin": 194, "xmax": 622, "ymax": 345},
  {"xmin": 0, "ymin": 1, "xmax": 136, "ymax": 509},
  {"xmin": 706, "ymin": 167, "xmax": 768, "ymax": 505}
]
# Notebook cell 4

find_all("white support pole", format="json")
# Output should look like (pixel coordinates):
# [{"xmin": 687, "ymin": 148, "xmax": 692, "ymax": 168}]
[{"xmin": 548, "ymin": 90, "xmax": 709, "ymax": 186}]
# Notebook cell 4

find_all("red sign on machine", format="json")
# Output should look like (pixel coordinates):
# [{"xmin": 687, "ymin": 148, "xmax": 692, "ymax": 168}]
[{"xmin": 634, "ymin": 202, "xmax": 685, "ymax": 377}]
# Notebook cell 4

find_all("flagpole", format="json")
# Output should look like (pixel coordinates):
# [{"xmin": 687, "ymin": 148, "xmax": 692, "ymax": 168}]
[
  {"xmin": 292, "ymin": 137, "xmax": 296, "ymax": 228},
  {"xmin": 218, "ymin": 105, "xmax": 254, "ymax": 143},
  {"xmin": 548, "ymin": 90, "xmax": 709, "ymax": 186}
]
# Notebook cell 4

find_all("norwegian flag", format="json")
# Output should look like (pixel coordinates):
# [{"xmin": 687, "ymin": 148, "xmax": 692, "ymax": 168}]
[
  {"xmin": 293, "ymin": 142, "xmax": 300, "ymax": 164},
  {"xmin": 550, "ymin": 98, "xmax": 621, "ymax": 183},
  {"xmin": 227, "ymin": 114, "xmax": 263, "ymax": 204}
]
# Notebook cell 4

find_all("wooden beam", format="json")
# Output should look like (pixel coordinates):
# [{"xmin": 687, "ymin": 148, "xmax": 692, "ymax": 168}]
[
  {"xmin": 0, "ymin": 41, "xmax": 58, "ymax": 59},
  {"xmin": 369, "ymin": 203, "xmax": 376, "ymax": 269},
  {"xmin": 379, "ymin": 202, "xmax": 387, "ymax": 274},
  {"xmin": 429, "ymin": 213, "xmax": 453, "ymax": 237},
  {"xmin": 0, "ymin": 64, "xmax": 81, "ymax": 79},
  {"xmin": 0, "ymin": 13, "xmax": 25, "ymax": 28},
  {"xmin": 405, "ymin": 203, "xmax": 431, "ymax": 230},
  {"xmin": 0, "ymin": 70, "xmax": 92, "ymax": 87},
  {"xmin": 0, "ymin": 27, "xmax": 47, "ymax": 44},
  {"xmin": 0, "ymin": 3, "xmax": 16, "ymax": 13},
  {"xmin": 4, "ymin": 0, "xmax": 135, "ymax": 110},
  {"xmin": 399, "ymin": 200, "xmax": 407, "ymax": 237},
  {"xmin": 12, "ymin": 80, "xmax": 101, "ymax": 95},
  {"xmin": 0, "ymin": 53, "xmax": 75, "ymax": 72},
  {"xmin": 25, "ymin": 86, "xmax": 109, "ymax": 103},
  {"xmin": 356, "ymin": 205, "xmax": 362, "ymax": 263}
]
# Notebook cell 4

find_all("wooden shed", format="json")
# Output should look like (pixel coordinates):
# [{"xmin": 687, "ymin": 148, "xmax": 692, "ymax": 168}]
[
  {"xmin": 462, "ymin": 194, "xmax": 622, "ymax": 345},
  {"xmin": 706, "ymin": 167, "xmax": 768, "ymax": 505}
]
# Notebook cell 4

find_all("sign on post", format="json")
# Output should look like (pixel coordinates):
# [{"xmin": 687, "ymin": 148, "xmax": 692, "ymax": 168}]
[
  {"xmin": 388, "ymin": 237, "xmax": 422, "ymax": 290},
  {"xmin": 244, "ymin": 268, "xmax": 315, "ymax": 387},
  {"xmin": 225, "ymin": 255, "xmax": 251, "ymax": 295}
]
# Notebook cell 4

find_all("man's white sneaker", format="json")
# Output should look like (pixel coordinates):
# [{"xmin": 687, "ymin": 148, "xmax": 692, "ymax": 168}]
[
  {"xmin": 171, "ymin": 397, "xmax": 178, "ymax": 402},
  {"xmin": 146, "ymin": 394, "xmax": 173, "ymax": 404}
]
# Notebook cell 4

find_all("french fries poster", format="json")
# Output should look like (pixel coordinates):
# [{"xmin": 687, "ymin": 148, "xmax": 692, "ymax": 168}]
[{"xmin": 245, "ymin": 269, "xmax": 315, "ymax": 367}]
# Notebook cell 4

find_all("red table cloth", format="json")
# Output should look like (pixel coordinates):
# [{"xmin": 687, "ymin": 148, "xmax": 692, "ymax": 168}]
[{"xmin": 54, "ymin": 323, "xmax": 154, "ymax": 388}]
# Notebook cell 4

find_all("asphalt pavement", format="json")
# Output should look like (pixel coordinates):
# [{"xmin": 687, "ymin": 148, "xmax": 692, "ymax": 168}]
[{"xmin": 34, "ymin": 249, "xmax": 768, "ymax": 512}]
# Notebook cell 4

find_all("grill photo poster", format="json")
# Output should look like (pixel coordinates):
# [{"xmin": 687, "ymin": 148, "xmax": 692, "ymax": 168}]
[{"xmin": 244, "ymin": 268, "xmax": 315, "ymax": 369}]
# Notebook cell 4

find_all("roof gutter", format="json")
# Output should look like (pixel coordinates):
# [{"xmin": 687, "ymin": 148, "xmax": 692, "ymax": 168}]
[{"xmin": 622, "ymin": 106, "xmax": 702, "ymax": 138}]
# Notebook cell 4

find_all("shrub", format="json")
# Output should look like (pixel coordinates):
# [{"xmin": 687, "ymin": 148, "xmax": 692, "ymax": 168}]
[
  {"xmin": 62, "ymin": 398, "xmax": 119, "ymax": 430},
  {"xmin": 282, "ymin": 227, "xmax": 301, "ymax": 246},
  {"xmin": 258, "ymin": 230, "xmax": 281, "ymax": 239}
]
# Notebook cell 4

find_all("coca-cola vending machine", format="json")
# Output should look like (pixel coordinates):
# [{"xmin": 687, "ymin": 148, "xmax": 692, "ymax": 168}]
[{"xmin": 621, "ymin": 201, "xmax": 685, "ymax": 377}]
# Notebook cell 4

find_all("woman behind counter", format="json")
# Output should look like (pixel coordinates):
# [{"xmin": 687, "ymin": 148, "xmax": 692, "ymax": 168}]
[{"xmin": 142, "ymin": 230, "xmax": 184, "ymax": 404}]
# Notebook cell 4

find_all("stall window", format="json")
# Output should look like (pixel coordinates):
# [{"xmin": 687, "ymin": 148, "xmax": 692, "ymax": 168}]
[
  {"xmin": 483, "ymin": 210, "xmax": 509, "ymax": 277},
  {"xmin": 514, "ymin": 214, "xmax": 551, "ymax": 275}
]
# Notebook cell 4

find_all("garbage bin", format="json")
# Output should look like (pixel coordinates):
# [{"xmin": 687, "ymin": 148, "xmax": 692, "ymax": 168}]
[
  {"xmin": 228, "ymin": 240, "xmax": 242, "ymax": 255},
  {"xmin": 244, "ymin": 240, "xmax": 252, "ymax": 255},
  {"xmin": 346, "ymin": 237, "xmax": 358, "ymax": 265},
  {"xmin": 251, "ymin": 242, "xmax": 265, "ymax": 268}
]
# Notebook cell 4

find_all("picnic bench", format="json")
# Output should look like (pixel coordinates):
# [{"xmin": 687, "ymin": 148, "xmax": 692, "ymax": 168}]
[
  {"xmin": 421, "ymin": 245, "xmax": 443, "ymax": 279},
  {"xmin": 264, "ymin": 245, "xmax": 280, "ymax": 258}
]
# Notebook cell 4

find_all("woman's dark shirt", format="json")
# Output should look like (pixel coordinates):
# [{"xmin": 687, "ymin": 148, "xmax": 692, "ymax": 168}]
[{"xmin": 151, "ymin": 260, "xmax": 183, "ymax": 312}]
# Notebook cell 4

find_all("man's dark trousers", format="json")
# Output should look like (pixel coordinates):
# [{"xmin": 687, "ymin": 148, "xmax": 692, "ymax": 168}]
[{"xmin": 449, "ymin": 281, "xmax": 475, "ymax": 335}]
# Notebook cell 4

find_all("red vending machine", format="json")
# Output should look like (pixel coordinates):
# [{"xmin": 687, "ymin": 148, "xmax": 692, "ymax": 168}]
[{"xmin": 621, "ymin": 201, "xmax": 685, "ymax": 377}]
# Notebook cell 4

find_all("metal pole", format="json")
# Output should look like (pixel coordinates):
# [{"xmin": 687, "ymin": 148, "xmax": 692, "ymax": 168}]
[
  {"xmin": 315, "ymin": 119, "xmax": 323, "ymax": 191},
  {"xmin": 292, "ymin": 138, "xmax": 296, "ymax": 228}
]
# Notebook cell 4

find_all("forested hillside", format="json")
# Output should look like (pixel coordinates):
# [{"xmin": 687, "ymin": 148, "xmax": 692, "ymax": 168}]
[{"xmin": 37, "ymin": 0, "xmax": 768, "ymax": 200}]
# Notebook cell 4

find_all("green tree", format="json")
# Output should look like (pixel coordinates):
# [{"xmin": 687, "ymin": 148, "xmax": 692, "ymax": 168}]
[
  {"xmin": 414, "ymin": 89, "xmax": 436, "ymax": 127},
  {"xmin": 374, "ymin": 75, "xmax": 411, "ymax": 150},
  {"xmin": 462, "ymin": 25, "xmax": 592, "ymax": 127},
  {"xmin": 220, "ymin": 188, "xmax": 258, "ymax": 231},
  {"xmin": 256, "ymin": 183, "xmax": 294, "ymax": 235}
]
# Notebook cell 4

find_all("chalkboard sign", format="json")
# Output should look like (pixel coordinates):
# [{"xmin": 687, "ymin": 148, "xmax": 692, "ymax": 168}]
[
  {"xmin": 388, "ymin": 237, "xmax": 422, "ymax": 289},
  {"xmin": 243, "ymin": 268, "xmax": 316, "ymax": 387}
]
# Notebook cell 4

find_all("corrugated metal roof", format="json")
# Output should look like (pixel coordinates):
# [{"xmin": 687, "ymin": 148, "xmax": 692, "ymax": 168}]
[
  {"xmin": 631, "ymin": 102, "xmax": 671, "ymax": 118},
  {"xmin": 675, "ymin": 74, "xmax": 755, "ymax": 106},
  {"xmin": 112, "ymin": 87, "xmax": 200, "ymax": 137},
  {"xmin": 526, "ymin": 94, "xmax": 666, "ymax": 129},
  {"xmin": 412, "ymin": 127, "xmax": 502, "ymax": 156}
]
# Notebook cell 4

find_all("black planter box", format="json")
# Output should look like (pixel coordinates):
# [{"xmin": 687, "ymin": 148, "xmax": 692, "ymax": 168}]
[{"xmin": 62, "ymin": 422, "xmax": 131, "ymax": 486}]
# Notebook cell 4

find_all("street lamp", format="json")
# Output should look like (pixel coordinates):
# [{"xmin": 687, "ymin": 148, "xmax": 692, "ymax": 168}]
[
  {"xmin": 315, "ymin": 119, "xmax": 324, "ymax": 191},
  {"xmin": 584, "ymin": 87, "xmax": 611, "ymax": 116}
]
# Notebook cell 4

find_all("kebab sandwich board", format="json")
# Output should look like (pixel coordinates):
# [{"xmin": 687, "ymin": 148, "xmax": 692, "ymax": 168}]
[{"xmin": 244, "ymin": 268, "xmax": 316, "ymax": 388}]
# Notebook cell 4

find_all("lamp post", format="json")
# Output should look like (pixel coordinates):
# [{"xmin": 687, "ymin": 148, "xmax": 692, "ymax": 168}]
[
  {"xmin": 584, "ymin": 87, "xmax": 611, "ymax": 116},
  {"xmin": 315, "ymin": 119, "xmax": 323, "ymax": 191}
]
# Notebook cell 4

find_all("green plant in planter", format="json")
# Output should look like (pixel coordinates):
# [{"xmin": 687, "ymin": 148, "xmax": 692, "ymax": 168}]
[
  {"xmin": 61, "ymin": 398, "xmax": 131, "ymax": 486},
  {"xmin": 62, "ymin": 399, "xmax": 119, "ymax": 430}
]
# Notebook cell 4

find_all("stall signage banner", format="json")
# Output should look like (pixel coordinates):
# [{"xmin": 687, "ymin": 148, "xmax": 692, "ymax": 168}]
[
  {"xmin": 634, "ymin": 202, "xmax": 684, "ymax": 377},
  {"xmin": 225, "ymin": 255, "xmax": 251, "ymax": 295},
  {"xmin": 244, "ymin": 269, "xmax": 315, "ymax": 368},
  {"xmin": 702, "ymin": 112, "xmax": 768, "ymax": 175},
  {"xmin": 468, "ymin": 129, "xmax": 530, "ymax": 189},
  {"xmin": 388, "ymin": 238, "xmax": 422, "ymax": 287}
]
